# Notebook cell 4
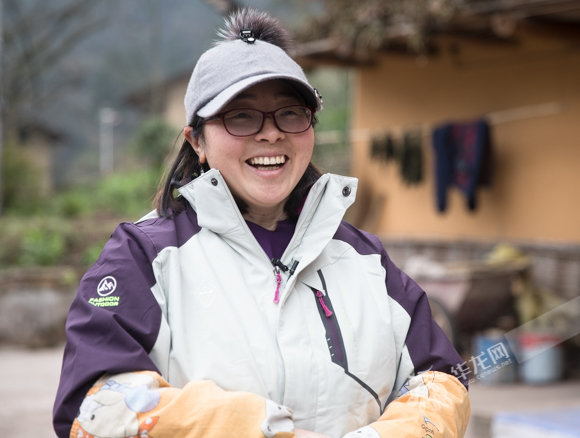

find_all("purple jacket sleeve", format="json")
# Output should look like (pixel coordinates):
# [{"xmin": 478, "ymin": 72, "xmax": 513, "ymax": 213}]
[
  {"xmin": 382, "ymin": 248, "xmax": 468, "ymax": 387},
  {"xmin": 53, "ymin": 222, "xmax": 163, "ymax": 438}
]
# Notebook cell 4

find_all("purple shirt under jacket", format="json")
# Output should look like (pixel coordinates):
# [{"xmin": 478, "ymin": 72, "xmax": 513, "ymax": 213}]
[{"xmin": 246, "ymin": 218, "xmax": 296, "ymax": 261}]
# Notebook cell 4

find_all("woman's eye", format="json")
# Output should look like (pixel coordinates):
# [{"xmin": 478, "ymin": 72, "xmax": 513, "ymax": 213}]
[
  {"xmin": 226, "ymin": 111, "xmax": 254, "ymax": 120},
  {"xmin": 280, "ymin": 108, "xmax": 302, "ymax": 117}
]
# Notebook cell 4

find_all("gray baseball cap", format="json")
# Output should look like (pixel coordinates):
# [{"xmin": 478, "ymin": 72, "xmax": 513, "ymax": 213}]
[{"xmin": 184, "ymin": 38, "xmax": 323, "ymax": 125}]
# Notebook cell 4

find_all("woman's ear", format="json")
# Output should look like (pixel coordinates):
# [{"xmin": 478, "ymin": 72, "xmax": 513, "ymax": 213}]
[{"xmin": 184, "ymin": 126, "xmax": 206, "ymax": 164}]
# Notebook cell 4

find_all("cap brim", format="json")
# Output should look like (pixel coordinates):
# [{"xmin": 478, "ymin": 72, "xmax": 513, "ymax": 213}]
[{"xmin": 197, "ymin": 73, "xmax": 322, "ymax": 118}]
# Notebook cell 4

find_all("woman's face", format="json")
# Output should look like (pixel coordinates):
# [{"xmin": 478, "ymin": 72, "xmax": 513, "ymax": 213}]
[{"xmin": 187, "ymin": 80, "xmax": 315, "ymax": 216}]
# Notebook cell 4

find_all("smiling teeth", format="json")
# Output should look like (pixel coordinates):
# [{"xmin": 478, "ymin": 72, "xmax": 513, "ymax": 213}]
[{"xmin": 249, "ymin": 156, "xmax": 285, "ymax": 166}]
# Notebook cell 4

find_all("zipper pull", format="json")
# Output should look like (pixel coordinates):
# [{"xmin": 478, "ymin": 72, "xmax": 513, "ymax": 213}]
[
  {"xmin": 273, "ymin": 266, "xmax": 282, "ymax": 304},
  {"xmin": 316, "ymin": 290, "xmax": 333, "ymax": 317},
  {"xmin": 271, "ymin": 258, "xmax": 289, "ymax": 272}
]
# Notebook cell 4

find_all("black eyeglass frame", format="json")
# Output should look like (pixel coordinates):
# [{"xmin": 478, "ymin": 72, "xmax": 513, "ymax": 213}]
[{"xmin": 206, "ymin": 105, "xmax": 316, "ymax": 137}]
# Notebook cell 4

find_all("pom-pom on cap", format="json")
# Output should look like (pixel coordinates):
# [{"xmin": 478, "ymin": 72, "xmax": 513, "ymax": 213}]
[
  {"xmin": 184, "ymin": 9, "xmax": 322, "ymax": 125},
  {"xmin": 216, "ymin": 9, "xmax": 294, "ymax": 55}
]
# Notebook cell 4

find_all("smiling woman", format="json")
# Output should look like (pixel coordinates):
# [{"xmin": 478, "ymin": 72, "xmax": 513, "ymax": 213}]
[
  {"xmin": 184, "ymin": 80, "xmax": 315, "ymax": 229},
  {"xmin": 154, "ymin": 12, "xmax": 323, "ymax": 227},
  {"xmin": 53, "ymin": 8, "xmax": 470, "ymax": 438}
]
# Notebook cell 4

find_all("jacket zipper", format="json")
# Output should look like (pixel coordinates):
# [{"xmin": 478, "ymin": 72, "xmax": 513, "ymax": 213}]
[
  {"xmin": 310, "ymin": 271, "xmax": 346, "ymax": 367},
  {"xmin": 273, "ymin": 266, "xmax": 282, "ymax": 304},
  {"xmin": 312, "ymin": 269, "xmax": 384, "ymax": 414},
  {"xmin": 212, "ymin": 171, "xmax": 288, "ymax": 303},
  {"xmin": 209, "ymin": 171, "xmax": 313, "ymax": 306}
]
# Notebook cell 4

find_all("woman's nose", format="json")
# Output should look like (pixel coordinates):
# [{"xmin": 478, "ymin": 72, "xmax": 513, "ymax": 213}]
[{"xmin": 255, "ymin": 114, "xmax": 285, "ymax": 142}]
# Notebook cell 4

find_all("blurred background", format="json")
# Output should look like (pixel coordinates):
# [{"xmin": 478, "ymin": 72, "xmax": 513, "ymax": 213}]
[{"xmin": 1, "ymin": 0, "xmax": 580, "ymax": 437}]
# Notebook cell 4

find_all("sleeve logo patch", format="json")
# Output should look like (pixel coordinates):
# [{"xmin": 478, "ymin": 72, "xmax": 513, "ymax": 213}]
[
  {"xmin": 89, "ymin": 296, "xmax": 120, "ymax": 307},
  {"xmin": 97, "ymin": 276, "xmax": 117, "ymax": 296}
]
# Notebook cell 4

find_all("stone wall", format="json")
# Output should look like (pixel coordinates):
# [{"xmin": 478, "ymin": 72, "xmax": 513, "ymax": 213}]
[
  {"xmin": 382, "ymin": 238, "xmax": 580, "ymax": 301},
  {"xmin": 0, "ymin": 267, "xmax": 82, "ymax": 347}
]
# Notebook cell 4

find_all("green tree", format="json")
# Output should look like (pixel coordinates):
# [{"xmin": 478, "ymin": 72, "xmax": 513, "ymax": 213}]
[
  {"xmin": 0, "ymin": 142, "xmax": 43, "ymax": 214},
  {"xmin": 1, "ymin": 0, "xmax": 110, "ymax": 215},
  {"xmin": 132, "ymin": 117, "xmax": 176, "ymax": 172}
]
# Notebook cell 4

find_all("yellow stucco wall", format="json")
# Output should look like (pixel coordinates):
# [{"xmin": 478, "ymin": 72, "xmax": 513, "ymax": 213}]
[{"xmin": 351, "ymin": 27, "xmax": 580, "ymax": 243}]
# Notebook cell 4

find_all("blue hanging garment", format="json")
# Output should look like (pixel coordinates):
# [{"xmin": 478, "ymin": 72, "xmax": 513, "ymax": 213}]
[{"xmin": 432, "ymin": 119, "xmax": 493, "ymax": 212}]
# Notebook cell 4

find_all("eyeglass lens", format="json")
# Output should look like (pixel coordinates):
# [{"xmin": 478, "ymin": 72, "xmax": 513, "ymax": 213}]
[{"xmin": 222, "ymin": 106, "xmax": 312, "ymax": 136}]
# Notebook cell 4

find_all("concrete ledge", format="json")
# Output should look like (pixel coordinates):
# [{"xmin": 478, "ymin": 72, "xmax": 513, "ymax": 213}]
[{"xmin": 0, "ymin": 267, "xmax": 82, "ymax": 347}]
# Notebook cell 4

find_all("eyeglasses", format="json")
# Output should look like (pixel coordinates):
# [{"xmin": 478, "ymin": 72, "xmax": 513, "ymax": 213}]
[{"xmin": 208, "ymin": 105, "xmax": 315, "ymax": 137}]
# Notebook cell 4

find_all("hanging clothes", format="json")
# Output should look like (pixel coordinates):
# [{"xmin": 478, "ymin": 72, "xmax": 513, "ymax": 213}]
[
  {"xmin": 371, "ymin": 135, "xmax": 385, "ymax": 160},
  {"xmin": 385, "ymin": 134, "xmax": 397, "ymax": 162},
  {"xmin": 371, "ymin": 133, "xmax": 399, "ymax": 164},
  {"xmin": 400, "ymin": 129, "xmax": 423, "ymax": 186},
  {"xmin": 432, "ymin": 119, "xmax": 493, "ymax": 212}
]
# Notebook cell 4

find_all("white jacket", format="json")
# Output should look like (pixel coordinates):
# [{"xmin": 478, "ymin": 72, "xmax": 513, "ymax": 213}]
[{"xmin": 54, "ymin": 170, "xmax": 470, "ymax": 438}]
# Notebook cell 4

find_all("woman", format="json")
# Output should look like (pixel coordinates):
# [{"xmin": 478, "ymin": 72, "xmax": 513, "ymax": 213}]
[{"xmin": 53, "ymin": 9, "xmax": 470, "ymax": 438}]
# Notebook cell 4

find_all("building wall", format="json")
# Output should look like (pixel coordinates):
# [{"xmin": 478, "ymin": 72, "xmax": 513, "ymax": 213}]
[{"xmin": 351, "ymin": 27, "xmax": 580, "ymax": 243}]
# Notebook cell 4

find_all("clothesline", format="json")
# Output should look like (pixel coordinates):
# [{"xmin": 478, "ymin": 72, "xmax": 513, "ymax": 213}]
[{"xmin": 315, "ymin": 102, "xmax": 565, "ymax": 145}]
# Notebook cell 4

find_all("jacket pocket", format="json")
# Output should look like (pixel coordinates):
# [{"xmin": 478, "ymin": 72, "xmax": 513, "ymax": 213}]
[{"xmin": 307, "ymin": 269, "xmax": 385, "ymax": 414}]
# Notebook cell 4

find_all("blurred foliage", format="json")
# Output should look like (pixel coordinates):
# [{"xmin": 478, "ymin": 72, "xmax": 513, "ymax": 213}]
[
  {"xmin": 20, "ymin": 228, "xmax": 66, "ymax": 266},
  {"xmin": 82, "ymin": 240, "xmax": 108, "ymax": 266},
  {"xmin": 297, "ymin": 0, "xmax": 464, "ymax": 53},
  {"xmin": 52, "ymin": 190, "xmax": 92, "ymax": 219},
  {"xmin": 0, "ymin": 217, "xmax": 73, "ymax": 268},
  {"xmin": 132, "ymin": 117, "xmax": 176, "ymax": 172},
  {"xmin": 1, "ymin": 142, "xmax": 44, "ymax": 215},
  {"xmin": 0, "ymin": 212, "xmax": 129, "ymax": 270},
  {"xmin": 89, "ymin": 169, "xmax": 159, "ymax": 217},
  {"xmin": 0, "ymin": 112, "xmax": 173, "ymax": 268},
  {"xmin": 0, "ymin": 167, "xmax": 160, "ymax": 268},
  {"xmin": 44, "ymin": 169, "xmax": 157, "ymax": 219}
]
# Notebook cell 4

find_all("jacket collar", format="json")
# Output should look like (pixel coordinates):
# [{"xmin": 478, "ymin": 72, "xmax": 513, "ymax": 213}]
[{"xmin": 178, "ymin": 169, "xmax": 358, "ymax": 274}]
